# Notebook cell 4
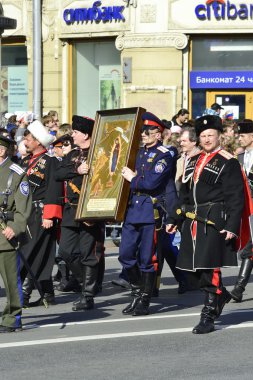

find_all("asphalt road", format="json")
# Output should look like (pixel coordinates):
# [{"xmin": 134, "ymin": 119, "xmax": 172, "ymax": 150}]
[{"xmin": 0, "ymin": 241, "xmax": 253, "ymax": 380}]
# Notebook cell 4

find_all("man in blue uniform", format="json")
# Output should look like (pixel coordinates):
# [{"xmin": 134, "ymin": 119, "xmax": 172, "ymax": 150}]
[{"xmin": 119, "ymin": 111, "xmax": 175, "ymax": 316}]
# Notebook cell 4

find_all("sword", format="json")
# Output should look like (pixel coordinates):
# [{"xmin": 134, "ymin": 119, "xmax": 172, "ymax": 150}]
[
  {"xmin": 176, "ymin": 208, "xmax": 217, "ymax": 228},
  {"xmin": 0, "ymin": 218, "xmax": 48, "ymax": 308}
]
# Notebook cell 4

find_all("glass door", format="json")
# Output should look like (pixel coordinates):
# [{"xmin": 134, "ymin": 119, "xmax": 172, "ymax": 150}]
[{"xmin": 206, "ymin": 91, "xmax": 253, "ymax": 120}]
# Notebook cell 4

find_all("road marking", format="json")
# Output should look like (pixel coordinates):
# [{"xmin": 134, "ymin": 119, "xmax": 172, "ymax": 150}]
[
  {"xmin": 40, "ymin": 312, "xmax": 200, "ymax": 328},
  {"xmin": 1, "ymin": 323, "xmax": 253, "ymax": 348}
]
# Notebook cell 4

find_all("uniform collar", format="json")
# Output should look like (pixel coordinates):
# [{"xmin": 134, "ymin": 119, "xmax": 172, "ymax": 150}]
[{"xmin": 144, "ymin": 141, "xmax": 161, "ymax": 151}]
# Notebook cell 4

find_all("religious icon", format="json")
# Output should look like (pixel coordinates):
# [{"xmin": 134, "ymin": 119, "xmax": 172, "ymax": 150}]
[{"xmin": 76, "ymin": 107, "xmax": 146, "ymax": 222}]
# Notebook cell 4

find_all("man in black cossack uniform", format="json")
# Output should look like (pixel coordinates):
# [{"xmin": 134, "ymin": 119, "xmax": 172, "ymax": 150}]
[
  {"xmin": 167, "ymin": 115, "xmax": 245, "ymax": 334},
  {"xmin": 230, "ymin": 121, "xmax": 253, "ymax": 302},
  {"xmin": 20, "ymin": 120, "xmax": 63, "ymax": 306},
  {"xmin": 55, "ymin": 115, "xmax": 105, "ymax": 311}
]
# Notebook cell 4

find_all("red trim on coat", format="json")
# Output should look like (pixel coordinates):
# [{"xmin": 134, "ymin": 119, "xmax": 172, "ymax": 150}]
[{"xmin": 43, "ymin": 204, "xmax": 62, "ymax": 220}]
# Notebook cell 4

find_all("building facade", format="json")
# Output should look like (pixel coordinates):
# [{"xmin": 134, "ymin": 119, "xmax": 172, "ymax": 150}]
[{"xmin": 2, "ymin": 0, "xmax": 253, "ymax": 122}]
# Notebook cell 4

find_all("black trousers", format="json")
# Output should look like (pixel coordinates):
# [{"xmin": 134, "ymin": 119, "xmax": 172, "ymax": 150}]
[
  {"xmin": 191, "ymin": 268, "xmax": 223, "ymax": 294},
  {"xmin": 59, "ymin": 224, "xmax": 104, "ymax": 270}
]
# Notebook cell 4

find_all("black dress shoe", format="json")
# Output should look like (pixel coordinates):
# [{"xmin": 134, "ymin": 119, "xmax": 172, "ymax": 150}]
[
  {"xmin": 192, "ymin": 318, "xmax": 215, "ymax": 334},
  {"xmin": 29, "ymin": 294, "xmax": 56, "ymax": 307},
  {"xmin": 72, "ymin": 296, "xmax": 94, "ymax": 311},
  {"xmin": 0, "ymin": 325, "xmax": 22, "ymax": 333},
  {"xmin": 112, "ymin": 278, "xmax": 130, "ymax": 289}
]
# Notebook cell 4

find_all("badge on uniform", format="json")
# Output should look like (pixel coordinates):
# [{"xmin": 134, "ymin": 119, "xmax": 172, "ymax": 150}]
[
  {"xmin": 20, "ymin": 181, "xmax": 30, "ymax": 196},
  {"xmin": 155, "ymin": 159, "xmax": 167, "ymax": 173}
]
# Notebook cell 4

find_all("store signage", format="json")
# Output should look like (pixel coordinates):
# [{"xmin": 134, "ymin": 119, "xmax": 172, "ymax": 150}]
[
  {"xmin": 190, "ymin": 71, "xmax": 253, "ymax": 88},
  {"xmin": 63, "ymin": 1, "xmax": 125, "ymax": 25},
  {"xmin": 195, "ymin": 0, "xmax": 253, "ymax": 20}
]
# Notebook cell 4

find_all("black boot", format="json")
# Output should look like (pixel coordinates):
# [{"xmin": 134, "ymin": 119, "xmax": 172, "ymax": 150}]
[
  {"xmin": 192, "ymin": 292, "xmax": 217, "ymax": 334},
  {"xmin": 132, "ymin": 272, "xmax": 156, "ymax": 316},
  {"xmin": 230, "ymin": 258, "xmax": 253, "ymax": 302},
  {"xmin": 95, "ymin": 255, "xmax": 105, "ymax": 295},
  {"xmin": 122, "ymin": 265, "xmax": 142, "ymax": 315},
  {"xmin": 72, "ymin": 265, "xmax": 98, "ymax": 311},
  {"xmin": 216, "ymin": 287, "xmax": 231, "ymax": 318},
  {"xmin": 152, "ymin": 274, "xmax": 161, "ymax": 298},
  {"xmin": 22, "ymin": 277, "xmax": 34, "ymax": 308}
]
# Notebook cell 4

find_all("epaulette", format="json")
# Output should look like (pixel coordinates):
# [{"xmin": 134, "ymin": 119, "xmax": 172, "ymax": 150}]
[
  {"xmin": 219, "ymin": 149, "xmax": 234, "ymax": 160},
  {"xmin": 157, "ymin": 146, "xmax": 169, "ymax": 153},
  {"xmin": 10, "ymin": 163, "xmax": 25, "ymax": 176}
]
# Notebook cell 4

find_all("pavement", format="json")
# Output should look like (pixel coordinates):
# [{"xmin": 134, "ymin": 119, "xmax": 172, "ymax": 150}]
[{"xmin": 0, "ymin": 240, "xmax": 253, "ymax": 380}]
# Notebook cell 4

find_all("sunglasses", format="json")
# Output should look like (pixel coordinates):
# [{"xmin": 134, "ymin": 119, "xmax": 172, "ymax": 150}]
[
  {"xmin": 62, "ymin": 141, "xmax": 71, "ymax": 147},
  {"xmin": 141, "ymin": 126, "xmax": 159, "ymax": 136}
]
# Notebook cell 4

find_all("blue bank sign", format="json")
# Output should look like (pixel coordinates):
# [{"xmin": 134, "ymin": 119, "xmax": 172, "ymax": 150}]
[
  {"xmin": 63, "ymin": 1, "xmax": 125, "ymax": 25},
  {"xmin": 190, "ymin": 71, "xmax": 253, "ymax": 89},
  {"xmin": 195, "ymin": 0, "xmax": 253, "ymax": 21}
]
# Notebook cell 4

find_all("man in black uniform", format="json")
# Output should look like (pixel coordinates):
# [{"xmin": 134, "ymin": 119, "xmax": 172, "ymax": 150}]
[
  {"xmin": 20, "ymin": 120, "xmax": 63, "ymax": 306},
  {"xmin": 167, "ymin": 115, "xmax": 245, "ymax": 334},
  {"xmin": 230, "ymin": 121, "xmax": 253, "ymax": 302},
  {"xmin": 55, "ymin": 115, "xmax": 104, "ymax": 311},
  {"xmin": 0, "ymin": 135, "xmax": 31, "ymax": 332}
]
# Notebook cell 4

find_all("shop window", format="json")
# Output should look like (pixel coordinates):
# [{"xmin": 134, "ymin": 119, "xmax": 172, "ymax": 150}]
[
  {"xmin": 73, "ymin": 41, "xmax": 121, "ymax": 118},
  {"xmin": 192, "ymin": 38, "xmax": 253, "ymax": 71}
]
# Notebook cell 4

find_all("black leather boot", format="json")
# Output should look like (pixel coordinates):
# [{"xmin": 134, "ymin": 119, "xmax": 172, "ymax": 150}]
[
  {"xmin": 95, "ymin": 255, "xmax": 105, "ymax": 295},
  {"xmin": 192, "ymin": 292, "xmax": 217, "ymax": 334},
  {"xmin": 230, "ymin": 258, "xmax": 253, "ymax": 302},
  {"xmin": 132, "ymin": 271, "xmax": 156, "ymax": 316},
  {"xmin": 122, "ymin": 265, "xmax": 142, "ymax": 315},
  {"xmin": 216, "ymin": 287, "xmax": 231, "ymax": 318},
  {"xmin": 72, "ymin": 265, "xmax": 98, "ymax": 311},
  {"xmin": 22, "ymin": 277, "xmax": 34, "ymax": 308}
]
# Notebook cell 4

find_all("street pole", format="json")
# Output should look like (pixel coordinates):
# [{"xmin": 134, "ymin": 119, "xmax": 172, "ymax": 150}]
[{"xmin": 33, "ymin": 0, "xmax": 42, "ymax": 119}]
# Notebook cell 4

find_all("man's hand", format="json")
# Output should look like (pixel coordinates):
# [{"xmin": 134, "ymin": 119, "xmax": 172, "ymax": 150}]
[
  {"xmin": 122, "ymin": 166, "xmax": 136, "ymax": 182},
  {"xmin": 166, "ymin": 224, "xmax": 177, "ymax": 234},
  {"xmin": 42, "ymin": 219, "xmax": 53, "ymax": 229},
  {"xmin": 220, "ymin": 230, "xmax": 235, "ymax": 240},
  {"xmin": 2, "ymin": 226, "xmax": 15, "ymax": 241},
  {"xmin": 77, "ymin": 162, "xmax": 89, "ymax": 175}
]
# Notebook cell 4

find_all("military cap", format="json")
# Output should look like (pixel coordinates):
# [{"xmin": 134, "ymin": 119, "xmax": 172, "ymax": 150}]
[
  {"xmin": 0, "ymin": 135, "xmax": 15, "ymax": 148},
  {"xmin": 211, "ymin": 102, "xmax": 224, "ymax": 111},
  {"xmin": 142, "ymin": 112, "xmax": 166, "ymax": 132},
  {"xmin": 72, "ymin": 115, "xmax": 94, "ymax": 136},
  {"xmin": 28, "ymin": 120, "xmax": 54, "ymax": 149},
  {"xmin": 195, "ymin": 115, "xmax": 223, "ymax": 137},
  {"xmin": 237, "ymin": 121, "xmax": 253, "ymax": 134},
  {"xmin": 52, "ymin": 134, "xmax": 73, "ymax": 148}
]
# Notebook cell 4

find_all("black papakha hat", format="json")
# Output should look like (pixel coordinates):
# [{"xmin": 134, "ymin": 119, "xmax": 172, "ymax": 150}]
[
  {"xmin": 142, "ymin": 112, "xmax": 166, "ymax": 132},
  {"xmin": 238, "ymin": 121, "xmax": 253, "ymax": 134},
  {"xmin": 72, "ymin": 115, "xmax": 94, "ymax": 136},
  {"xmin": 0, "ymin": 134, "xmax": 15, "ymax": 148},
  {"xmin": 195, "ymin": 115, "xmax": 223, "ymax": 137}
]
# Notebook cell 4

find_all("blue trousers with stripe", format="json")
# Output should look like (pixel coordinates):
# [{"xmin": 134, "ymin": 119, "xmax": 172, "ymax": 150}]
[{"xmin": 119, "ymin": 222, "xmax": 156, "ymax": 273}]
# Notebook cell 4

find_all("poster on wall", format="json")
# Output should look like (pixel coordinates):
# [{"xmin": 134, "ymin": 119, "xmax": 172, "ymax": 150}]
[
  {"xmin": 8, "ymin": 66, "xmax": 28, "ymax": 112},
  {"xmin": 99, "ymin": 66, "xmax": 121, "ymax": 110}
]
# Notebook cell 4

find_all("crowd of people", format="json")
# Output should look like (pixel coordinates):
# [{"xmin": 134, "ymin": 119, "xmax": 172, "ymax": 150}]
[{"xmin": 0, "ymin": 104, "xmax": 252, "ymax": 335}]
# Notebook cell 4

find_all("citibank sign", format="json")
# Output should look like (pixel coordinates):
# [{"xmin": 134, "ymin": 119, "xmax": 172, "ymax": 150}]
[{"xmin": 195, "ymin": 0, "xmax": 253, "ymax": 20}]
